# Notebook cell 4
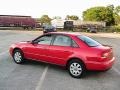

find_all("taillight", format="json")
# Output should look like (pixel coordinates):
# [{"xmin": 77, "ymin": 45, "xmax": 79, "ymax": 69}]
[{"xmin": 101, "ymin": 52, "xmax": 109, "ymax": 58}]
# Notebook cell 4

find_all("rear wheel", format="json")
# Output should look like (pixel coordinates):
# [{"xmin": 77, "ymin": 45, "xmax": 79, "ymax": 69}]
[
  {"xmin": 13, "ymin": 49, "xmax": 25, "ymax": 64},
  {"xmin": 68, "ymin": 59, "xmax": 86, "ymax": 78}
]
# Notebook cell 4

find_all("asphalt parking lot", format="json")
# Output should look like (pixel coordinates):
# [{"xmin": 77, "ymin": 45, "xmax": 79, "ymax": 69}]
[{"xmin": 0, "ymin": 30, "xmax": 120, "ymax": 90}]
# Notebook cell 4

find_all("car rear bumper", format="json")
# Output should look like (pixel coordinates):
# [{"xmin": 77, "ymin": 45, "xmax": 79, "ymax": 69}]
[{"xmin": 86, "ymin": 57, "xmax": 115, "ymax": 71}]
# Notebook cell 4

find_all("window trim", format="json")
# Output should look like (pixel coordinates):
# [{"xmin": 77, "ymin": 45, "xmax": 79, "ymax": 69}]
[
  {"xmin": 33, "ymin": 34, "xmax": 54, "ymax": 45},
  {"xmin": 77, "ymin": 35, "xmax": 101, "ymax": 47},
  {"xmin": 71, "ymin": 39, "xmax": 79, "ymax": 48},
  {"xmin": 51, "ymin": 34, "xmax": 79, "ymax": 48},
  {"xmin": 51, "ymin": 34, "xmax": 72, "ymax": 47},
  {"xmin": 32, "ymin": 33, "xmax": 79, "ymax": 48}
]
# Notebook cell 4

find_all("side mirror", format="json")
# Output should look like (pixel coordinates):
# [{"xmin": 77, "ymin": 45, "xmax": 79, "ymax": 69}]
[
  {"xmin": 27, "ymin": 40, "xmax": 35, "ymax": 44},
  {"xmin": 31, "ymin": 40, "xmax": 38, "ymax": 44},
  {"xmin": 27, "ymin": 41, "xmax": 33, "ymax": 44}
]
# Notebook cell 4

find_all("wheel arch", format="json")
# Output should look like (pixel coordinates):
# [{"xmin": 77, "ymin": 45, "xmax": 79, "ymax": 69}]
[
  {"xmin": 12, "ymin": 48, "xmax": 23, "ymax": 56},
  {"xmin": 66, "ymin": 57, "xmax": 86, "ymax": 69}
]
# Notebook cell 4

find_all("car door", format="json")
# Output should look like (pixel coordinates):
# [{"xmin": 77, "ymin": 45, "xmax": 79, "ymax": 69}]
[
  {"xmin": 47, "ymin": 35, "xmax": 73, "ymax": 65},
  {"xmin": 24, "ymin": 34, "xmax": 54, "ymax": 62}
]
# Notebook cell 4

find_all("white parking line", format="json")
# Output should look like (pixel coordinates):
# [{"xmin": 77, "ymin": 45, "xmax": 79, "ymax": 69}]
[
  {"xmin": 0, "ymin": 50, "xmax": 9, "ymax": 56},
  {"xmin": 113, "ymin": 67, "xmax": 120, "ymax": 76},
  {"xmin": 35, "ymin": 66, "xmax": 49, "ymax": 90}
]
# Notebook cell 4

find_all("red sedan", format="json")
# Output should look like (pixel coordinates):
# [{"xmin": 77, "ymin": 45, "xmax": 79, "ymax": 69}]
[{"xmin": 9, "ymin": 32, "xmax": 115, "ymax": 78}]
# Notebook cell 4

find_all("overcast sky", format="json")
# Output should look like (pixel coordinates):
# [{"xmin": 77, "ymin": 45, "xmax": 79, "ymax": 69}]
[{"xmin": 0, "ymin": 0, "xmax": 119, "ymax": 19}]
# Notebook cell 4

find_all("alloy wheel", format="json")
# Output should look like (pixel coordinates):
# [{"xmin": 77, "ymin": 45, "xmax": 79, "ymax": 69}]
[{"xmin": 70, "ymin": 62, "xmax": 82, "ymax": 76}]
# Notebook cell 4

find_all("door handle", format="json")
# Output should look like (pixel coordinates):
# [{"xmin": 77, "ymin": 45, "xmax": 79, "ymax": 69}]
[{"xmin": 64, "ymin": 51, "xmax": 69, "ymax": 52}]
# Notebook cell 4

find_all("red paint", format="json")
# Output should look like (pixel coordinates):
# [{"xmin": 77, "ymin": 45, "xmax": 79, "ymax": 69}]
[{"xmin": 9, "ymin": 32, "xmax": 115, "ymax": 70}]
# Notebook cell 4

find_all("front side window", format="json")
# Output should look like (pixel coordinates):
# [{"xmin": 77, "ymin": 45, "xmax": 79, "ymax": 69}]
[
  {"xmin": 53, "ymin": 35, "xmax": 71, "ymax": 46},
  {"xmin": 35, "ymin": 35, "xmax": 53, "ymax": 45},
  {"xmin": 77, "ymin": 35, "xmax": 101, "ymax": 47}
]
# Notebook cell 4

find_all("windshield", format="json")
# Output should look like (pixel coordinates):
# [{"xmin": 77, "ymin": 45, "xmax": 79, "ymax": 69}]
[
  {"xmin": 77, "ymin": 35, "xmax": 102, "ymax": 47},
  {"xmin": 44, "ymin": 25, "xmax": 54, "ymax": 29}
]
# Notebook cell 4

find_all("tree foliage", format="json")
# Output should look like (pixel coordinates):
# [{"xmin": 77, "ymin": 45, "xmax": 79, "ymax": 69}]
[
  {"xmin": 114, "ymin": 15, "xmax": 120, "ymax": 25},
  {"xmin": 40, "ymin": 15, "xmax": 51, "ymax": 24},
  {"xmin": 83, "ymin": 6, "xmax": 115, "ymax": 26},
  {"xmin": 66, "ymin": 15, "xmax": 79, "ymax": 20},
  {"xmin": 114, "ymin": 6, "xmax": 120, "ymax": 15},
  {"xmin": 114, "ymin": 6, "xmax": 120, "ymax": 25}
]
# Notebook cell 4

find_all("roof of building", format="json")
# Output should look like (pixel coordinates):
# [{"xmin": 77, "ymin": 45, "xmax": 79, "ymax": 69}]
[{"xmin": 0, "ymin": 15, "xmax": 31, "ymax": 17}]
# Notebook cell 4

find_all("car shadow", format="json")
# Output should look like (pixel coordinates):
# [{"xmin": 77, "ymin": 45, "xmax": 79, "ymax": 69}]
[
  {"xmin": 22, "ymin": 60, "xmax": 109, "ymax": 79},
  {"xmin": 23, "ymin": 60, "xmax": 64, "ymax": 69},
  {"xmin": 85, "ymin": 70, "xmax": 105, "ymax": 78}
]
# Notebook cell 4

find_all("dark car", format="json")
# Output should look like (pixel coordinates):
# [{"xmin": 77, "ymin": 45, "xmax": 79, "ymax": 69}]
[
  {"xmin": 90, "ymin": 28, "xmax": 97, "ymax": 33},
  {"xmin": 87, "ymin": 28, "xmax": 97, "ymax": 33},
  {"xmin": 43, "ymin": 25, "xmax": 56, "ymax": 34},
  {"xmin": 64, "ymin": 21, "xmax": 74, "ymax": 30}
]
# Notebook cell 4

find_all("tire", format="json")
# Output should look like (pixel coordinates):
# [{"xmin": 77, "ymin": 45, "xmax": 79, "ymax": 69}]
[
  {"xmin": 12, "ymin": 49, "xmax": 25, "ymax": 64},
  {"xmin": 68, "ymin": 59, "xmax": 86, "ymax": 78}
]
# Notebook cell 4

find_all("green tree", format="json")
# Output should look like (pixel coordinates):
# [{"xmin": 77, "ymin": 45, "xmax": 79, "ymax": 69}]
[
  {"xmin": 83, "ymin": 6, "xmax": 115, "ymax": 26},
  {"xmin": 106, "ymin": 5, "xmax": 115, "ymax": 25},
  {"xmin": 114, "ymin": 6, "xmax": 120, "ymax": 15},
  {"xmin": 113, "ymin": 6, "xmax": 120, "ymax": 25},
  {"xmin": 107, "ymin": 5, "xmax": 114, "ymax": 11},
  {"xmin": 114, "ymin": 15, "xmax": 120, "ymax": 25},
  {"xmin": 66, "ymin": 15, "xmax": 79, "ymax": 20},
  {"xmin": 40, "ymin": 15, "xmax": 51, "ymax": 24}
]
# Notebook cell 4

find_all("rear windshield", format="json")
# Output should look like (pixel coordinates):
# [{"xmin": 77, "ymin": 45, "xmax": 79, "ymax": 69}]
[{"xmin": 77, "ymin": 35, "xmax": 101, "ymax": 47}]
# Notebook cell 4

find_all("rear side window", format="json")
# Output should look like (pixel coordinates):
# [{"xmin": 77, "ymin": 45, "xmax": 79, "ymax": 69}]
[
  {"xmin": 53, "ymin": 35, "xmax": 71, "ymax": 46},
  {"xmin": 77, "ymin": 35, "xmax": 101, "ymax": 47}
]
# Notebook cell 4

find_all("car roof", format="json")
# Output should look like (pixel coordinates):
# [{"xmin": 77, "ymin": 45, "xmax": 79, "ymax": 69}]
[{"xmin": 48, "ymin": 32, "xmax": 82, "ymax": 36}]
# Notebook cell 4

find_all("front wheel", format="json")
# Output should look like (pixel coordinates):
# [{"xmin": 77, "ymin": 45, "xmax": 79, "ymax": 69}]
[
  {"xmin": 68, "ymin": 60, "xmax": 86, "ymax": 78},
  {"xmin": 13, "ymin": 49, "xmax": 25, "ymax": 64}
]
